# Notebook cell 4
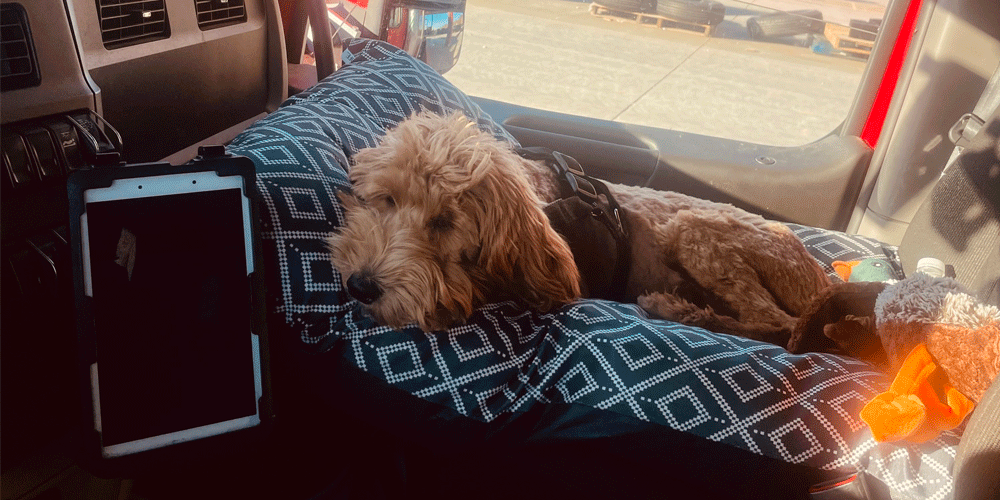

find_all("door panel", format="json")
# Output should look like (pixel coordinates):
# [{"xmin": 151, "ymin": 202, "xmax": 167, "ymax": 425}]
[
  {"xmin": 502, "ymin": 126, "xmax": 659, "ymax": 188},
  {"xmin": 475, "ymin": 96, "xmax": 872, "ymax": 229}
]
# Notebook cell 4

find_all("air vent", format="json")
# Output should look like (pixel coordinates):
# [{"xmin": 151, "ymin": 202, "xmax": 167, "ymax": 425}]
[
  {"xmin": 1, "ymin": 3, "xmax": 41, "ymax": 92},
  {"xmin": 195, "ymin": 0, "xmax": 246, "ymax": 30},
  {"xmin": 96, "ymin": 0, "xmax": 169, "ymax": 49}
]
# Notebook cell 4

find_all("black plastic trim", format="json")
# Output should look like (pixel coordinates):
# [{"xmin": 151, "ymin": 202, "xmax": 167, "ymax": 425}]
[
  {"xmin": 0, "ymin": 3, "xmax": 42, "ymax": 92},
  {"xmin": 473, "ymin": 96, "xmax": 872, "ymax": 229}
]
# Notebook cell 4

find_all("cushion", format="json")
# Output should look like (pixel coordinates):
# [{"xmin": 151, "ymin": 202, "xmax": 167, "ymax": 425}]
[
  {"xmin": 787, "ymin": 223, "xmax": 904, "ymax": 282},
  {"xmin": 228, "ymin": 39, "xmax": 958, "ymax": 499}
]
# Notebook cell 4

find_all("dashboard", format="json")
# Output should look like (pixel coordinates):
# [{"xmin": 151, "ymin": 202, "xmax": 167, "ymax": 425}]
[{"xmin": 1, "ymin": 0, "xmax": 284, "ymax": 481}]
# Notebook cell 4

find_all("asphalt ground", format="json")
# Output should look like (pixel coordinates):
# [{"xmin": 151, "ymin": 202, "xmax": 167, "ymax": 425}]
[{"xmin": 443, "ymin": 0, "xmax": 881, "ymax": 146}]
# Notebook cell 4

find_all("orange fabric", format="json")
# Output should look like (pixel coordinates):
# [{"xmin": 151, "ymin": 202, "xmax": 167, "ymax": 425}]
[
  {"xmin": 831, "ymin": 260, "xmax": 859, "ymax": 282},
  {"xmin": 860, "ymin": 343, "xmax": 975, "ymax": 443}
]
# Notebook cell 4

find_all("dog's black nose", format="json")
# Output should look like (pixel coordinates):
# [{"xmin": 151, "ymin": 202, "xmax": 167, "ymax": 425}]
[{"xmin": 346, "ymin": 273, "xmax": 382, "ymax": 304}]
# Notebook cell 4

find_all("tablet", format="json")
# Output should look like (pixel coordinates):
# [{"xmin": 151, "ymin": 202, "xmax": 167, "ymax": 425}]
[{"xmin": 69, "ymin": 157, "xmax": 268, "ymax": 461}]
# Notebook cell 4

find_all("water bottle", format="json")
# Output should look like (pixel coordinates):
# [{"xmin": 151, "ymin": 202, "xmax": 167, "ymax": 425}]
[{"xmin": 914, "ymin": 257, "xmax": 946, "ymax": 278}]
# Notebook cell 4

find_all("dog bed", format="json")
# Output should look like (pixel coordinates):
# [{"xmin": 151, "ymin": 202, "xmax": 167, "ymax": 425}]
[{"xmin": 228, "ymin": 39, "xmax": 958, "ymax": 499}]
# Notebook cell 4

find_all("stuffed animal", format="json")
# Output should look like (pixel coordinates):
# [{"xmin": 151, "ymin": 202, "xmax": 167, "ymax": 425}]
[
  {"xmin": 786, "ymin": 258, "xmax": 896, "ymax": 362},
  {"xmin": 831, "ymin": 257, "xmax": 897, "ymax": 283},
  {"xmin": 859, "ymin": 274, "xmax": 1000, "ymax": 443},
  {"xmin": 790, "ymin": 273, "xmax": 1000, "ymax": 443},
  {"xmin": 787, "ymin": 280, "xmax": 888, "ymax": 366}
]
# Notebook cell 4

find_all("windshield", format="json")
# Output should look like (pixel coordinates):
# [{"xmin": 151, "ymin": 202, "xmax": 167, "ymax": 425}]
[{"xmin": 444, "ymin": 0, "xmax": 884, "ymax": 146}]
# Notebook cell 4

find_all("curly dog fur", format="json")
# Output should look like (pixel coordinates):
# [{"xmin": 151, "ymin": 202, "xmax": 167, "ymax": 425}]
[{"xmin": 329, "ymin": 111, "xmax": 831, "ymax": 343}]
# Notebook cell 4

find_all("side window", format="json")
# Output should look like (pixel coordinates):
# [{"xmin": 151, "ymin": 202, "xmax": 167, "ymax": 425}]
[{"xmin": 445, "ymin": 0, "xmax": 885, "ymax": 147}]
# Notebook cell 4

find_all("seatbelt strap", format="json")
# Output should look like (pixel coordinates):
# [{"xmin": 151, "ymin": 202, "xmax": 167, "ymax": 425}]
[{"xmin": 947, "ymin": 61, "xmax": 1000, "ymax": 152}]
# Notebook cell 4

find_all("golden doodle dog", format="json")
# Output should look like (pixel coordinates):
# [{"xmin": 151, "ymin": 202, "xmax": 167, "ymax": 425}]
[{"xmin": 329, "ymin": 111, "xmax": 831, "ymax": 344}]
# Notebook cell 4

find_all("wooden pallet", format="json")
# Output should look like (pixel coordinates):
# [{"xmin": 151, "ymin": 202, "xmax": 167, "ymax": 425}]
[
  {"xmin": 590, "ymin": 3, "xmax": 714, "ymax": 36},
  {"xmin": 824, "ymin": 23, "xmax": 874, "ymax": 58}
]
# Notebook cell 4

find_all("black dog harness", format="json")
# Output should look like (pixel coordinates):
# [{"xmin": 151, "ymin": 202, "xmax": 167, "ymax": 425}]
[{"xmin": 517, "ymin": 147, "xmax": 631, "ymax": 302}]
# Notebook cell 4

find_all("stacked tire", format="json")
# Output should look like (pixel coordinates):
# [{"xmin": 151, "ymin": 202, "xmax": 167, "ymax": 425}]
[
  {"xmin": 596, "ymin": 0, "xmax": 726, "ymax": 26},
  {"xmin": 656, "ymin": 0, "xmax": 726, "ymax": 27},
  {"xmin": 746, "ymin": 9, "xmax": 824, "ymax": 40},
  {"xmin": 598, "ymin": 0, "xmax": 656, "ymax": 13},
  {"xmin": 849, "ymin": 18, "xmax": 881, "ymax": 41}
]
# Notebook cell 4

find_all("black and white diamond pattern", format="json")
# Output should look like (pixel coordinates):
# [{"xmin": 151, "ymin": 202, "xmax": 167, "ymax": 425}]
[
  {"xmin": 228, "ymin": 39, "xmax": 957, "ymax": 500},
  {"xmin": 376, "ymin": 340, "xmax": 426, "ymax": 384},
  {"xmin": 655, "ymin": 385, "xmax": 711, "ymax": 431},
  {"xmin": 787, "ymin": 223, "xmax": 903, "ymax": 280},
  {"xmin": 610, "ymin": 332, "xmax": 665, "ymax": 371}
]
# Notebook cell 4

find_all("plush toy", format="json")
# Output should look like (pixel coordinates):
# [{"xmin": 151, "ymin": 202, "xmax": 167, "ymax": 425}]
[
  {"xmin": 791, "ymin": 273, "xmax": 1000, "ymax": 443},
  {"xmin": 859, "ymin": 274, "xmax": 1000, "ymax": 443},
  {"xmin": 787, "ymin": 258, "xmax": 896, "ymax": 361},
  {"xmin": 831, "ymin": 257, "xmax": 897, "ymax": 283},
  {"xmin": 787, "ymin": 280, "xmax": 888, "ymax": 367},
  {"xmin": 861, "ymin": 343, "xmax": 975, "ymax": 442}
]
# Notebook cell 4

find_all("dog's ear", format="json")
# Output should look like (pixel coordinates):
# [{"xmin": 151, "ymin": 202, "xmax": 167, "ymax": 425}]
[{"xmin": 470, "ymin": 151, "xmax": 581, "ymax": 311}]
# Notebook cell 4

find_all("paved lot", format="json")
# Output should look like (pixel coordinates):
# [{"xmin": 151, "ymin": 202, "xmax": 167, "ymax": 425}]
[{"xmin": 444, "ymin": 0, "xmax": 882, "ymax": 146}]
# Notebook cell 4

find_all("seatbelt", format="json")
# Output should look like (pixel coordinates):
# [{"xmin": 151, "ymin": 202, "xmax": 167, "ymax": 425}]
[{"xmin": 945, "ymin": 60, "xmax": 1000, "ymax": 162}]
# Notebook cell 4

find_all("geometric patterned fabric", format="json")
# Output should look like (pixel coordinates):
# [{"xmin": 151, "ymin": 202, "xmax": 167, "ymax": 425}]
[
  {"xmin": 787, "ymin": 223, "xmax": 904, "ymax": 281},
  {"xmin": 228, "ymin": 39, "xmax": 959, "ymax": 500}
]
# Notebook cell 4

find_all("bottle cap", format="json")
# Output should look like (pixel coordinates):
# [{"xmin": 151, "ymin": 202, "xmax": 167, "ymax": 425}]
[{"xmin": 915, "ymin": 257, "xmax": 946, "ymax": 277}]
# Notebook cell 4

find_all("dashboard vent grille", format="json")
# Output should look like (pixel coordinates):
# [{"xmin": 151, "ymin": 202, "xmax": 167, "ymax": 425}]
[
  {"xmin": 195, "ymin": 0, "xmax": 246, "ymax": 30},
  {"xmin": 1, "ymin": 3, "xmax": 41, "ymax": 92},
  {"xmin": 97, "ymin": 0, "xmax": 169, "ymax": 49}
]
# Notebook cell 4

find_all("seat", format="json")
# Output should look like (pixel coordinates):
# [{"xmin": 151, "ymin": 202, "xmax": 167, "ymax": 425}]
[{"xmin": 226, "ymin": 39, "xmax": 969, "ymax": 499}]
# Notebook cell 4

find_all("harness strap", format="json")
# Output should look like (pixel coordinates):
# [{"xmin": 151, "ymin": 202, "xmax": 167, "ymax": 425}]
[{"xmin": 517, "ymin": 147, "xmax": 631, "ymax": 302}]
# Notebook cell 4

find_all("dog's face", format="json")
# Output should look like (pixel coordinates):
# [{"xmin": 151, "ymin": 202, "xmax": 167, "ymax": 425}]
[{"xmin": 328, "ymin": 111, "xmax": 580, "ymax": 331}]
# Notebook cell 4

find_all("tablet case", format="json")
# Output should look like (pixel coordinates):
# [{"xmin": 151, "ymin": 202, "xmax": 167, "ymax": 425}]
[{"xmin": 67, "ymin": 147, "xmax": 273, "ymax": 476}]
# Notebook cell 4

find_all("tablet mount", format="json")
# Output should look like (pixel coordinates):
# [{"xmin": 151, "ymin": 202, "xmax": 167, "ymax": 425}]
[{"xmin": 63, "ymin": 138, "xmax": 273, "ymax": 477}]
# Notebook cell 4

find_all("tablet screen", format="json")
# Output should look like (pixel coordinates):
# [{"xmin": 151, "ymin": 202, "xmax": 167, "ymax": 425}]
[{"xmin": 84, "ymin": 182, "xmax": 259, "ymax": 454}]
